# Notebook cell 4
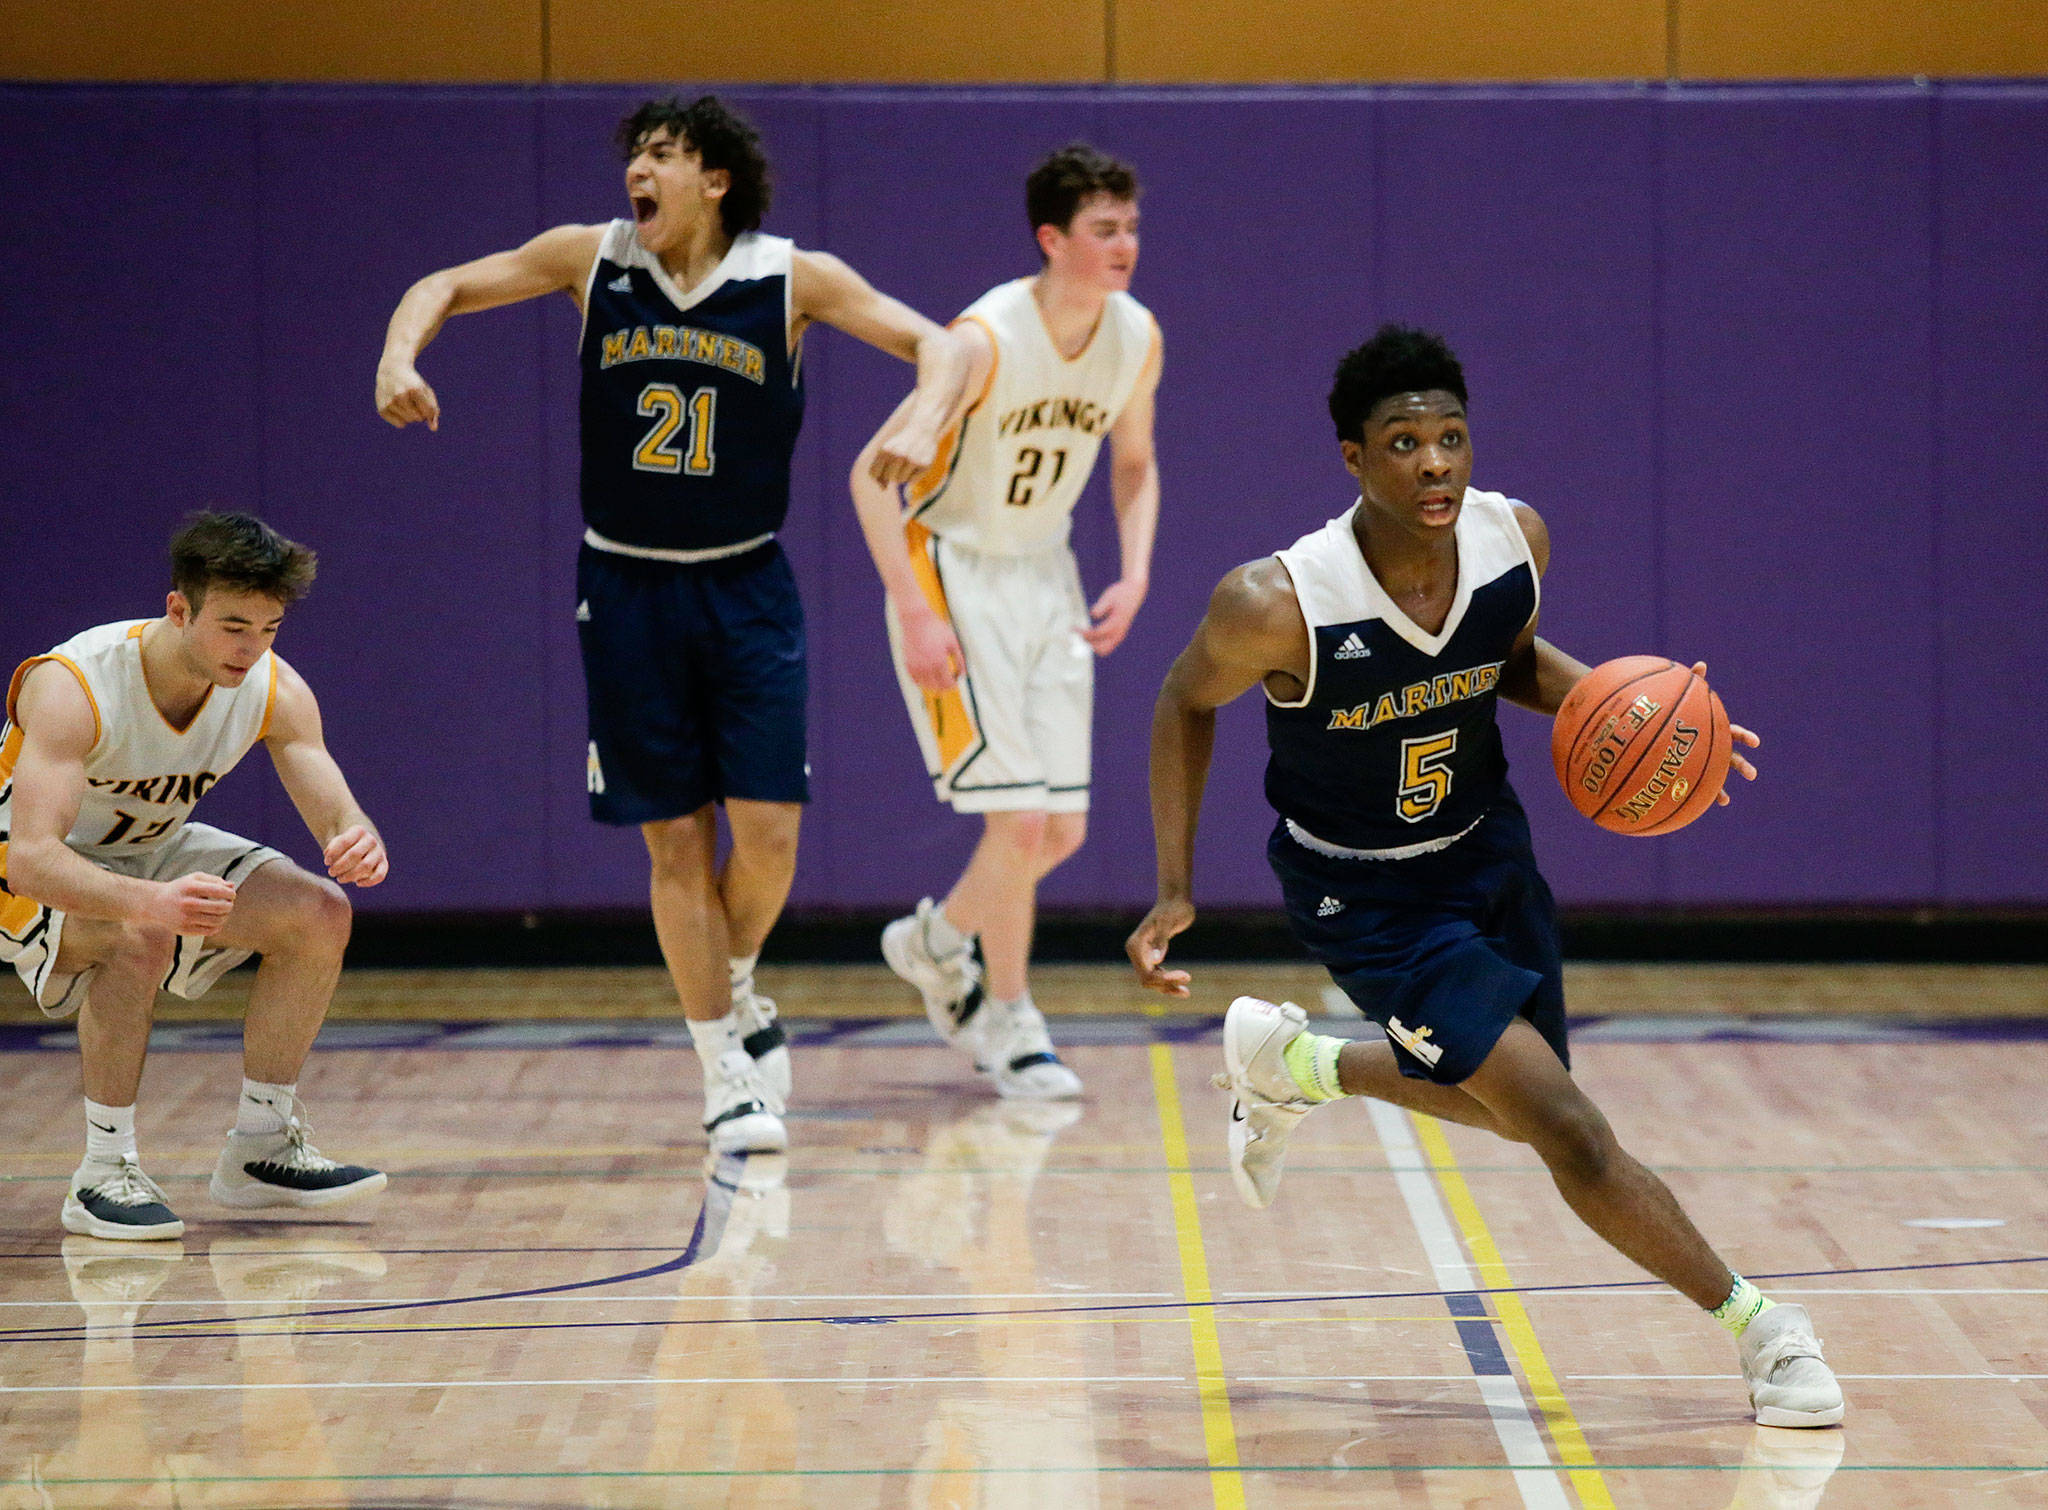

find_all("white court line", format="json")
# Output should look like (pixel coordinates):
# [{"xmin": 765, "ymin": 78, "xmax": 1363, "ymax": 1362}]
[
  {"xmin": 1368, "ymin": 1099, "xmax": 1569, "ymax": 1510},
  {"xmin": 0, "ymin": 1290, "xmax": 1174, "ymax": 1309},
  {"xmin": 1572, "ymin": 1374, "xmax": 2048, "ymax": 1382},
  {"xmin": 0, "ymin": 1374, "xmax": 1187, "ymax": 1395}
]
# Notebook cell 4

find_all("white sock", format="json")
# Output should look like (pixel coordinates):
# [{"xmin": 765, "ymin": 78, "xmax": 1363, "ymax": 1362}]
[
  {"xmin": 727, "ymin": 953, "xmax": 759, "ymax": 995},
  {"xmin": 924, "ymin": 903, "xmax": 969, "ymax": 957},
  {"xmin": 83, "ymin": 1100, "xmax": 137, "ymax": 1166},
  {"xmin": 687, "ymin": 1013, "xmax": 741, "ymax": 1071},
  {"xmin": 235, "ymin": 1079, "xmax": 296, "ymax": 1136}
]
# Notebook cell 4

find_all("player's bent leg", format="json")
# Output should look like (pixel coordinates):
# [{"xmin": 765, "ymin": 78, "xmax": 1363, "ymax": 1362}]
[
  {"xmin": 1033, "ymin": 811, "xmax": 1086, "ymax": 882},
  {"xmin": 943, "ymin": 810, "xmax": 1048, "ymax": 1004},
  {"xmin": 207, "ymin": 859, "xmax": 350, "ymax": 1084},
  {"xmin": 1459, "ymin": 1019, "xmax": 1843, "ymax": 1427},
  {"xmin": 647, "ymin": 809, "xmax": 786, "ymax": 1153},
  {"xmin": 201, "ymin": 861, "xmax": 385, "ymax": 1213},
  {"xmin": 720, "ymin": 800, "xmax": 799, "ymax": 1103},
  {"xmin": 58, "ymin": 921, "xmax": 185, "ymax": 1240}
]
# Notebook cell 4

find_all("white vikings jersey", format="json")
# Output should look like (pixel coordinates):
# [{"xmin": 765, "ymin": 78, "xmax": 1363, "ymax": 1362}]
[
  {"xmin": 1, "ymin": 620, "xmax": 277, "ymax": 868},
  {"xmin": 906, "ymin": 278, "xmax": 1157, "ymax": 555}
]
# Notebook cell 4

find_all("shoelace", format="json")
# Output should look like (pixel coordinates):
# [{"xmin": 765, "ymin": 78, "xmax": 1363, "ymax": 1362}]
[
  {"xmin": 249, "ymin": 1092, "xmax": 342, "ymax": 1172},
  {"xmin": 1752, "ymin": 1327, "xmax": 1828, "ymax": 1380},
  {"xmin": 86, "ymin": 1159, "xmax": 173, "ymax": 1209}
]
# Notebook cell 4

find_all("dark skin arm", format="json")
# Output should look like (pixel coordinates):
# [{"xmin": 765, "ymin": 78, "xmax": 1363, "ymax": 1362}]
[
  {"xmin": 1498, "ymin": 502, "xmax": 1759, "ymax": 782},
  {"xmin": 1127, "ymin": 501, "xmax": 1760, "ymax": 997},
  {"xmin": 1126, "ymin": 558, "xmax": 1310, "ymax": 997}
]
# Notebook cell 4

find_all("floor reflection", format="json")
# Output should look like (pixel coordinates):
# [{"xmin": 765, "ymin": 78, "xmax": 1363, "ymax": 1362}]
[{"xmin": 887, "ymin": 1101, "xmax": 1102, "ymax": 1509}]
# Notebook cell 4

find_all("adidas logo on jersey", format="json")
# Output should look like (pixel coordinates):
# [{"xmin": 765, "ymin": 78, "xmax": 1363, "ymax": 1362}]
[
  {"xmin": 1333, "ymin": 633, "xmax": 1371, "ymax": 660},
  {"xmin": 607, "ymin": 273, "xmax": 632, "ymax": 293},
  {"xmin": 575, "ymin": 600, "xmax": 591, "ymax": 622},
  {"xmin": 1316, "ymin": 896, "xmax": 1344, "ymax": 917}
]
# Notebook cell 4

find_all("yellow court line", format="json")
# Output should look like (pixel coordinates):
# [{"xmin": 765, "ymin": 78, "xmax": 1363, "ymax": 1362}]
[
  {"xmin": 1148, "ymin": 1042, "xmax": 1247, "ymax": 1510},
  {"xmin": 1409, "ymin": 1114, "xmax": 1616, "ymax": 1510}
]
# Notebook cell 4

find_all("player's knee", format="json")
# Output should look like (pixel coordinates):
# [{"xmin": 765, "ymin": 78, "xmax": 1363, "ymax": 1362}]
[
  {"xmin": 111, "ymin": 922, "xmax": 178, "ymax": 979},
  {"xmin": 986, "ymin": 811, "xmax": 1049, "ymax": 861},
  {"xmin": 731, "ymin": 810, "xmax": 801, "ymax": 871},
  {"xmin": 300, "ymin": 874, "xmax": 354, "ymax": 950},
  {"xmin": 1039, "ymin": 813, "xmax": 1087, "ymax": 869},
  {"xmin": 642, "ymin": 816, "xmax": 716, "ymax": 885},
  {"xmin": 1530, "ymin": 1101, "xmax": 1616, "ymax": 1184}
]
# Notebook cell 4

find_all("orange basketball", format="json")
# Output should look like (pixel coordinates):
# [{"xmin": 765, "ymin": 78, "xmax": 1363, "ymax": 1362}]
[{"xmin": 1551, "ymin": 656, "xmax": 1733, "ymax": 836}]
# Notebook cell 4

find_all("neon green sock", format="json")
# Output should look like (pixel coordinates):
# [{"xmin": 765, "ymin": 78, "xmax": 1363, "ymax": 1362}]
[
  {"xmin": 1281, "ymin": 1030, "xmax": 1349, "ymax": 1103},
  {"xmin": 1710, "ymin": 1275, "xmax": 1776, "ymax": 1336}
]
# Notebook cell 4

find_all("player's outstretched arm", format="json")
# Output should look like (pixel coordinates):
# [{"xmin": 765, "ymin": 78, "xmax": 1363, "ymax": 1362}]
[
  {"xmin": 375, "ymin": 223, "xmax": 605, "ymax": 431},
  {"xmin": 1086, "ymin": 327, "xmax": 1164, "ymax": 657},
  {"xmin": 1497, "ymin": 502, "xmax": 1759, "ymax": 800},
  {"xmin": 791, "ymin": 250, "xmax": 973, "ymax": 482},
  {"xmin": 848, "ymin": 392, "xmax": 964, "ymax": 694},
  {"xmin": 263, "ymin": 658, "xmax": 388, "ymax": 887},
  {"xmin": 5, "ymin": 665, "xmax": 236, "ymax": 933},
  {"xmin": 1127, "ymin": 560, "xmax": 1309, "ymax": 996}
]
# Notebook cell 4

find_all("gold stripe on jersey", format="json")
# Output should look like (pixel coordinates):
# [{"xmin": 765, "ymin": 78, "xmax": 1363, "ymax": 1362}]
[
  {"xmin": 904, "ymin": 519, "xmax": 979, "ymax": 771},
  {"xmin": 7, "ymin": 656, "xmax": 101, "ymax": 752}
]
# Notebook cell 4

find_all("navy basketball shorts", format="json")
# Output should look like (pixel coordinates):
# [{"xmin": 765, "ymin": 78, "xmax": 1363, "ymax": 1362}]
[
  {"xmin": 576, "ymin": 541, "xmax": 809, "ymax": 826},
  {"xmin": 1267, "ymin": 796, "xmax": 1568, "ymax": 1086}
]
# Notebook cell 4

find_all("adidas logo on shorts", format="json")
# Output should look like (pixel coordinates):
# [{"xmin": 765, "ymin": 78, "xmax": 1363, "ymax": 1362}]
[
  {"xmin": 1333, "ymin": 633, "xmax": 1371, "ymax": 660},
  {"xmin": 1316, "ymin": 896, "xmax": 1344, "ymax": 917}
]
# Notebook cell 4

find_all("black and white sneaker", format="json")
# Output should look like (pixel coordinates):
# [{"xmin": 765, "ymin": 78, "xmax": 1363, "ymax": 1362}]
[
  {"xmin": 62, "ymin": 1158, "xmax": 185, "ymax": 1241},
  {"xmin": 208, "ymin": 1099, "xmax": 387, "ymax": 1211}
]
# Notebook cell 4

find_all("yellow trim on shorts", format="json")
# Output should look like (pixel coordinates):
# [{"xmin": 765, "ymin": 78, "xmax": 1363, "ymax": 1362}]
[{"xmin": 903, "ymin": 518, "xmax": 978, "ymax": 772}]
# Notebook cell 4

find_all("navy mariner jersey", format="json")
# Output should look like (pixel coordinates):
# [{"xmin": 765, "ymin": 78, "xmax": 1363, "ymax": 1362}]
[
  {"xmin": 579, "ymin": 222, "xmax": 805, "ymax": 554},
  {"xmin": 1264, "ymin": 490, "xmax": 1539, "ymax": 853}
]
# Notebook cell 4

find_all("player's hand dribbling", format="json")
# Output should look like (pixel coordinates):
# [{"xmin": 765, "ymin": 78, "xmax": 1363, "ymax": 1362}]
[
  {"xmin": 151, "ymin": 874, "xmax": 237, "ymax": 936},
  {"xmin": 375, "ymin": 359, "xmax": 441, "ymax": 431},
  {"xmin": 1127, "ymin": 897, "xmax": 1196, "ymax": 997},
  {"xmin": 1083, "ymin": 578, "xmax": 1146, "ymax": 656},
  {"xmin": 897, "ymin": 601, "xmax": 963, "ymax": 693},
  {"xmin": 868, "ymin": 417, "xmax": 939, "ymax": 487},
  {"xmin": 1691, "ymin": 661, "xmax": 1762, "ymax": 805},
  {"xmin": 325, "ymin": 826, "xmax": 389, "ymax": 887}
]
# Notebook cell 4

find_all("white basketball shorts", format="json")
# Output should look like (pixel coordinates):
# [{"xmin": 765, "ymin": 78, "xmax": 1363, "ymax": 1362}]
[
  {"xmin": 887, "ymin": 524, "xmax": 1093, "ymax": 814},
  {"xmin": 0, "ymin": 822, "xmax": 285, "ymax": 1017}
]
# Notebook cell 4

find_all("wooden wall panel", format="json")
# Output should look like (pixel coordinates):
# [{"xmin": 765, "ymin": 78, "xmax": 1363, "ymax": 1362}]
[
  {"xmin": 549, "ymin": 0, "xmax": 1105, "ymax": 83},
  {"xmin": 1678, "ymin": 0, "xmax": 2048, "ymax": 78},
  {"xmin": 1113, "ymin": 0, "xmax": 1664, "ymax": 83},
  {"xmin": 0, "ymin": 0, "xmax": 542, "ymax": 82}
]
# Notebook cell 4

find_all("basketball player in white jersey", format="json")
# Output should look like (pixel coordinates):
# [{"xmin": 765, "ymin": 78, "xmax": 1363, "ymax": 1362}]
[
  {"xmin": 1, "ymin": 513, "xmax": 387, "ymax": 1239},
  {"xmin": 852, "ymin": 145, "xmax": 1163, "ymax": 1097}
]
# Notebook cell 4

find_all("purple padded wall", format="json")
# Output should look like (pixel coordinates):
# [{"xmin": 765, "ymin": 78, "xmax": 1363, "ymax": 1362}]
[
  {"xmin": 3, "ymin": 83, "xmax": 2043, "ymax": 913},
  {"xmin": 1935, "ymin": 87, "xmax": 2048, "ymax": 904},
  {"xmin": 1659, "ymin": 89, "xmax": 1938, "ymax": 903}
]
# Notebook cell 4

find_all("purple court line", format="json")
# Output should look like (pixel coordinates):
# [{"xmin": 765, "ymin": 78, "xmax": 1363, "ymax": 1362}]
[
  {"xmin": 3, "ymin": 1250, "xmax": 2043, "ymax": 1348},
  {"xmin": 4, "ymin": 1015, "xmax": 2047, "ymax": 1055}
]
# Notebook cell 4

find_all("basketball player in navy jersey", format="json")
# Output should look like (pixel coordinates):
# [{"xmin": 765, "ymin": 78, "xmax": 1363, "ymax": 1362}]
[
  {"xmin": 375, "ymin": 96, "xmax": 969, "ymax": 1153},
  {"xmin": 1126, "ymin": 326, "xmax": 1844, "ymax": 1428}
]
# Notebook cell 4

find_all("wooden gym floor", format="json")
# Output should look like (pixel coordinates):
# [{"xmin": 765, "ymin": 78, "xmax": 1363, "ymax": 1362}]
[{"xmin": 2, "ymin": 962, "xmax": 2045, "ymax": 1507}]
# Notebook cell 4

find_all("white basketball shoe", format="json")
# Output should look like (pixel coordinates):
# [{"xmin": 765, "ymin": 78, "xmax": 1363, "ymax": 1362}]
[
  {"xmin": 1739, "ymin": 1304, "xmax": 1845, "ymax": 1427},
  {"xmin": 703, "ymin": 1047, "xmax": 788, "ymax": 1155},
  {"xmin": 957, "ymin": 995, "xmax": 1083, "ymax": 1100},
  {"xmin": 731, "ymin": 978, "xmax": 792, "ymax": 1105},
  {"xmin": 881, "ymin": 897, "xmax": 983, "ymax": 1041},
  {"xmin": 1213, "ymin": 996, "xmax": 1319, "ymax": 1210}
]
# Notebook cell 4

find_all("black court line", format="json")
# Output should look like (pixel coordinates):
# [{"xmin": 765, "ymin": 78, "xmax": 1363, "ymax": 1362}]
[{"xmin": 2, "ymin": 1249, "xmax": 2043, "ymax": 1348}]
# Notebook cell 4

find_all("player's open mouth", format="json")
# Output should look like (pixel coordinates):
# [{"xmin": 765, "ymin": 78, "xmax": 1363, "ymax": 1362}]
[
  {"xmin": 1418, "ymin": 495, "xmax": 1458, "ymax": 523},
  {"xmin": 631, "ymin": 195, "xmax": 657, "ymax": 223}
]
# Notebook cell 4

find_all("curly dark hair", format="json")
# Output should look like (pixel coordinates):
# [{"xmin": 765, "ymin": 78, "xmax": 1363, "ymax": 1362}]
[
  {"xmin": 616, "ymin": 95, "xmax": 772, "ymax": 238},
  {"xmin": 1328, "ymin": 325, "xmax": 1469, "ymax": 442},
  {"xmin": 169, "ymin": 512, "xmax": 317, "ymax": 610},
  {"xmin": 1025, "ymin": 142, "xmax": 1139, "ymax": 237}
]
